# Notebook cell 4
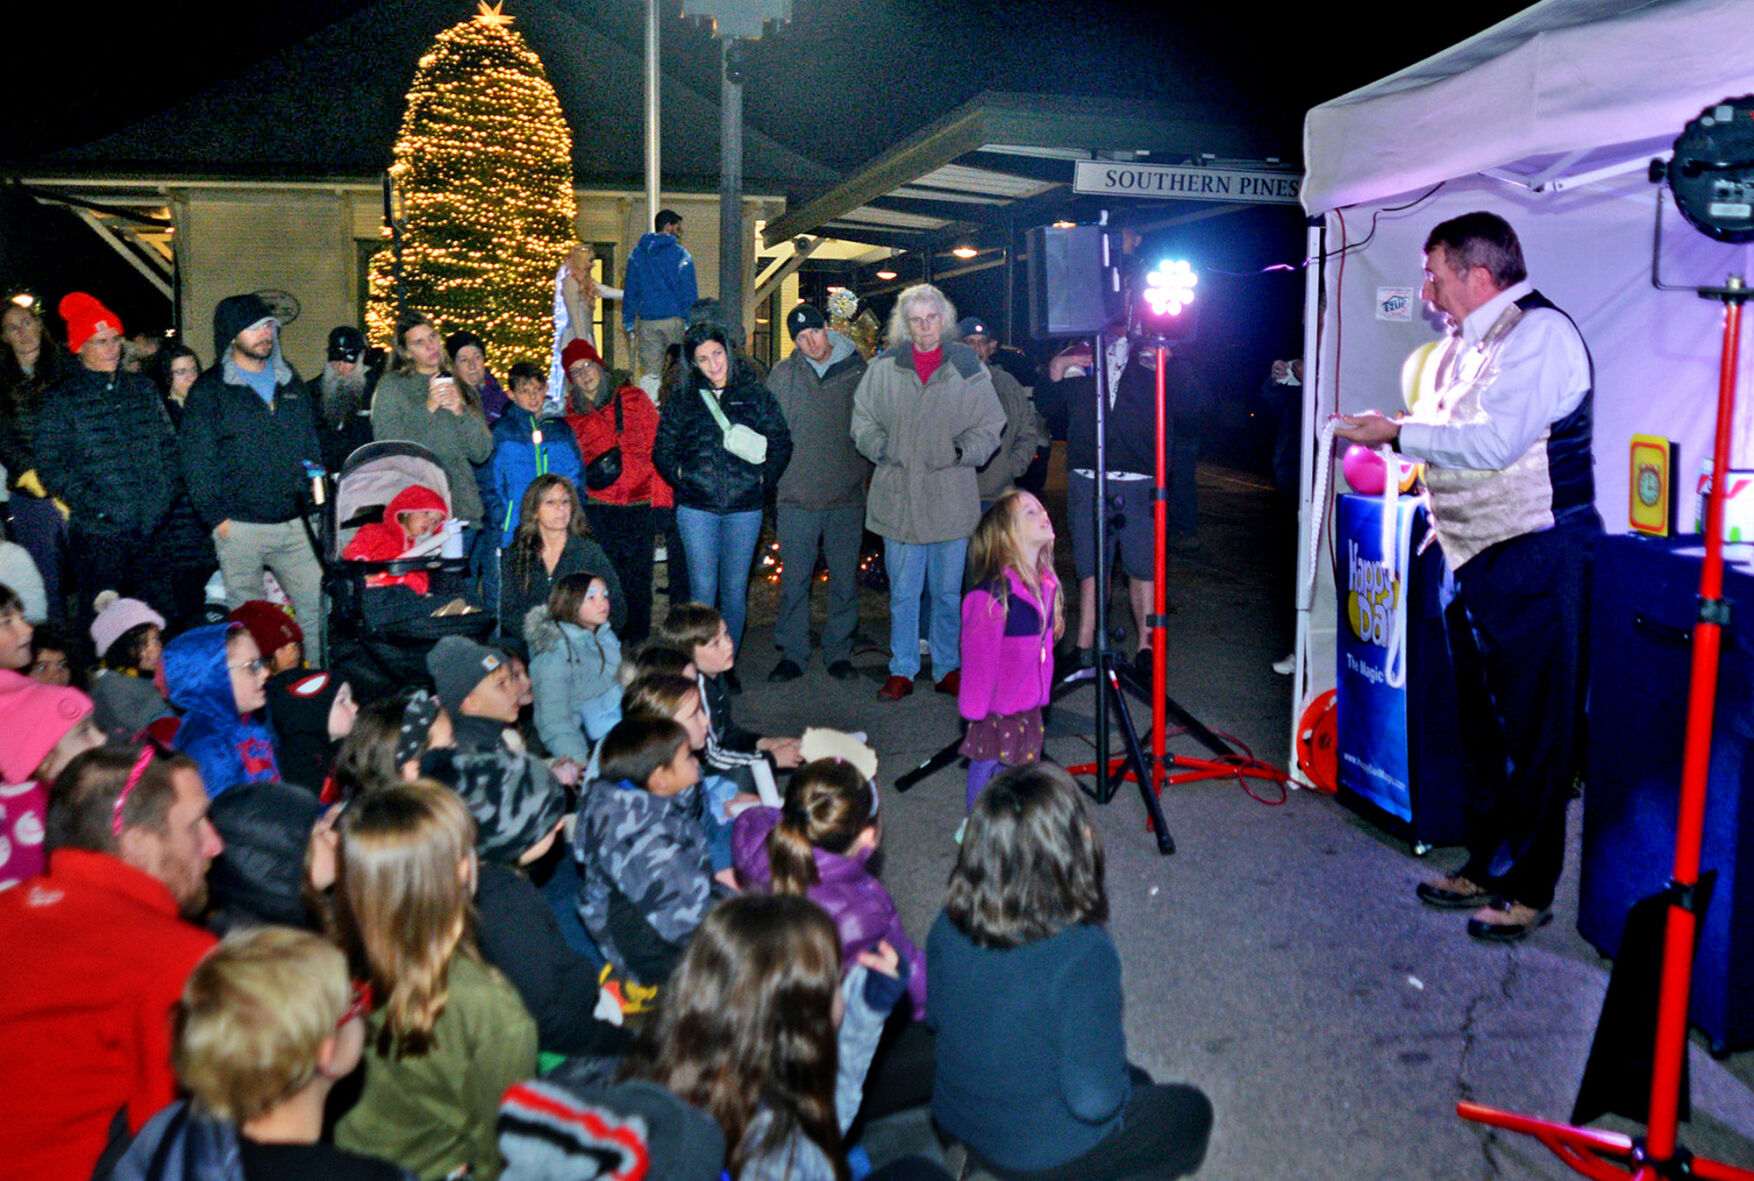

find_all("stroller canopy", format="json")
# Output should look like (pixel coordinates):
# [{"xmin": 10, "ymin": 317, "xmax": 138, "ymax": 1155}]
[{"xmin": 332, "ymin": 441, "xmax": 453, "ymax": 559}]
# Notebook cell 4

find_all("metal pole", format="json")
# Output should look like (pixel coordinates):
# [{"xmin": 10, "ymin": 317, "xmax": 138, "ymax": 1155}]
[
  {"xmin": 719, "ymin": 39, "xmax": 744, "ymax": 341},
  {"xmin": 643, "ymin": 0, "xmax": 661, "ymax": 234},
  {"xmin": 1092, "ymin": 325, "xmax": 1110, "ymax": 803}
]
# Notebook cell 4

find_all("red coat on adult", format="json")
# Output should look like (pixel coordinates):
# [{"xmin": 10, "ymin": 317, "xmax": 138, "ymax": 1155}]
[
  {"xmin": 0, "ymin": 850, "xmax": 216, "ymax": 1181},
  {"xmin": 567, "ymin": 382, "xmax": 673, "ymax": 509}
]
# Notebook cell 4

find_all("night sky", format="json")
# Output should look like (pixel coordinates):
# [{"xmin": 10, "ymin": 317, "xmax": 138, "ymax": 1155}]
[
  {"xmin": 3, "ymin": 0, "xmax": 1532, "ymax": 171},
  {"xmin": 0, "ymin": 0, "xmax": 1533, "ymax": 463}
]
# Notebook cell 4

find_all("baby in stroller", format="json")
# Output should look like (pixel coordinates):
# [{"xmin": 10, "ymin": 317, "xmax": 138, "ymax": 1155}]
[
  {"xmin": 325, "ymin": 442, "xmax": 493, "ymax": 700},
  {"xmin": 343, "ymin": 484, "xmax": 450, "ymax": 596}
]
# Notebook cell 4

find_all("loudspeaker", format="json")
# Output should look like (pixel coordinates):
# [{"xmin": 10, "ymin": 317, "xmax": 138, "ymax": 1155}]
[{"xmin": 1026, "ymin": 226, "xmax": 1122, "ymax": 339}]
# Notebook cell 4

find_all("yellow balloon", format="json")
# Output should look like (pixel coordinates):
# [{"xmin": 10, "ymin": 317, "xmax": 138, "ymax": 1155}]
[{"xmin": 1401, "ymin": 341, "xmax": 1442, "ymax": 413}]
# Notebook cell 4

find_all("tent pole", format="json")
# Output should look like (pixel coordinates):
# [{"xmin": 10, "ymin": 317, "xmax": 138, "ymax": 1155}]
[{"xmin": 1289, "ymin": 217, "xmax": 1325, "ymax": 779}]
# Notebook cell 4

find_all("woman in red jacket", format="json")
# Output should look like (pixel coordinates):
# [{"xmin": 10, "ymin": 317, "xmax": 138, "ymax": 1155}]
[{"xmin": 564, "ymin": 340, "xmax": 662, "ymax": 644}]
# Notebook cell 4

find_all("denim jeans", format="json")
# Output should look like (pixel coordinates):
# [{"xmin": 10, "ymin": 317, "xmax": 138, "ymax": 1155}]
[
  {"xmin": 675, "ymin": 505, "xmax": 764, "ymax": 651},
  {"xmin": 884, "ymin": 536, "xmax": 966, "ymax": 679}
]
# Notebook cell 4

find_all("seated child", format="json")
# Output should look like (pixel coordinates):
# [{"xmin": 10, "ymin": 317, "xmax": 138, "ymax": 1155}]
[
  {"xmin": 0, "ymin": 582, "xmax": 32, "ymax": 672},
  {"xmin": 623, "ymin": 672, "xmax": 751, "ymax": 875},
  {"xmin": 928, "ymin": 764, "xmax": 1213, "ymax": 1180},
  {"xmin": 528, "ymin": 572, "xmax": 622, "ymax": 765},
  {"xmin": 443, "ymin": 741, "xmax": 632, "ymax": 1061},
  {"xmin": 656, "ymin": 604, "xmax": 801, "ymax": 774},
  {"xmin": 341, "ymin": 484, "xmax": 452, "ymax": 606},
  {"xmin": 87, "ymin": 592, "xmax": 172, "ymax": 742},
  {"xmin": 112, "ymin": 926, "xmax": 413, "ymax": 1181},
  {"xmin": 28, "ymin": 621, "xmax": 83, "ymax": 688},
  {"xmin": 165, "ymin": 622, "xmax": 279, "ymax": 799},
  {"xmin": 0, "ymin": 672, "xmax": 103, "ymax": 889},
  {"xmin": 333, "ymin": 784, "xmax": 538, "ymax": 1180},
  {"xmin": 229, "ymin": 600, "xmax": 306, "ymax": 677},
  {"xmin": 732, "ymin": 756, "xmax": 927, "ymax": 1021},
  {"xmin": 573, "ymin": 716, "xmax": 716, "ymax": 986}
]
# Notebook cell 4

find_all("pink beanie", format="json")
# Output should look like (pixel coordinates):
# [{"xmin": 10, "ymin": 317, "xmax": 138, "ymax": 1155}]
[
  {"xmin": 0, "ymin": 670, "xmax": 94, "ymax": 783},
  {"xmin": 90, "ymin": 591, "xmax": 166, "ymax": 661}
]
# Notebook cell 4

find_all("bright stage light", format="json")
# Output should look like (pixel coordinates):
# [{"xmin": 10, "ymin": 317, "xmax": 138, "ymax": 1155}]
[{"xmin": 1143, "ymin": 259, "xmax": 1197, "ymax": 317}]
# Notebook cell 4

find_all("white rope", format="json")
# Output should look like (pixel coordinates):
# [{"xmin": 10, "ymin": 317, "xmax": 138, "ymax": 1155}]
[{"xmin": 1299, "ymin": 420, "xmax": 1410, "ymax": 689}]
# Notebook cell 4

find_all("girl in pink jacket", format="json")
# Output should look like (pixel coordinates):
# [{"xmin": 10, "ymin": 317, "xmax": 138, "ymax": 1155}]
[{"xmin": 957, "ymin": 490, "xmax": 1062, "ymax": 811}]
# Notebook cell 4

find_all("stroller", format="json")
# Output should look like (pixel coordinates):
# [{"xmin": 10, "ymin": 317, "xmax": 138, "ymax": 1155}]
[{"xmin": 321, "ymin": 440, "xmax": 495, "ymax": 702}]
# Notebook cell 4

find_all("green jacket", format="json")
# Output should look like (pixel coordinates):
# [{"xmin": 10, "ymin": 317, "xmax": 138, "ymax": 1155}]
[
  {"xmin": 850, "ymin": 341, "xmax": 1005, "ymax": 545},
  {"xmin": 336, "ymin": 953, "xmax": 537, "ymax": 1180},
  {"xmin": 370, "ymin": 372, "xmax": 495, "ymax": 524}
]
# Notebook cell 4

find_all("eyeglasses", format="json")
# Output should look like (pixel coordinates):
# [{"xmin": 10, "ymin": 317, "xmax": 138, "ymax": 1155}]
[
  {"xmin": 228, "ymin": 657, "xmax": 269, "ymax": 675},
  {"xmin": 337, "ymin": 980, "xmax": 374, "ymax": 1030},
  {"xmin": 584, "ymin": 587, "xmax": 611, "ymax": 601}
]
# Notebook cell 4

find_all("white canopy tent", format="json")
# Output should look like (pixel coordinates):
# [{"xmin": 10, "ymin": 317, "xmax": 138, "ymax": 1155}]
[{"xmin": 1287, "ymin": 0, "xmax": 1754, "ymax": 775}]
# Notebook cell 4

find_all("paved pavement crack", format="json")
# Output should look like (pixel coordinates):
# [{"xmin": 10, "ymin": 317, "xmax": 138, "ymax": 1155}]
[{"xmin": 1457, "ymin": 948, "xmax": 1524, "ymax": 1180}]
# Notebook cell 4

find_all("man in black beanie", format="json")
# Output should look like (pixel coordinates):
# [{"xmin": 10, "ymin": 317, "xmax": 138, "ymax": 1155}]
[
  {"xmin": 313, "ymin": 325, "xmax": 380, "ymax": 472},
  {"xmin": 179, "ymin": 295, "xmax": 326, "ymax": 663},
  {"xmin": 765, "ymin": 303, "xmax": 869, "ymax": 683}
]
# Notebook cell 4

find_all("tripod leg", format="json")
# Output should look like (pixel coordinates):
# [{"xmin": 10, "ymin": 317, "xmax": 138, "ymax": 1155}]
[
  {"xmin": 1115, "ymin": 663, "xmax": 1237, "ymax": 759},
  {"xmin": 1106, "ymin": 663, "xmax": 1176, "ymax": 855},
  {"xmin": 893, "ymin": 737, "xmax": 966, "ymax": 793}
]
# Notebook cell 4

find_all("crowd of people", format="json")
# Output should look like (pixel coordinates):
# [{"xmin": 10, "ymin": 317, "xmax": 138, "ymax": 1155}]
[{"xmin": 0, "ymin": 216, "xmax": 1217, "ymax": 1181}]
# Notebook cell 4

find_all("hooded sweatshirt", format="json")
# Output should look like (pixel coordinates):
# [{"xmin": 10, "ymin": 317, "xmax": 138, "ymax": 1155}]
[
  {"xmin": 621, "ymin": 232, "xmax": 698, "ymax": 330},
  {"xmin": 343, "ymin": 484, "xmax": 449, "ymax": 594},
  {"xmin": 731, "ymin": 805, "xmax": 927, "ymax": 1020},
  {"xmin": 165, "ymin": 623, "xmax": 279, "ymax": 799},
  {"xmin": 178, "ymin": 296, "xmax": 322, "ymax": 527}
]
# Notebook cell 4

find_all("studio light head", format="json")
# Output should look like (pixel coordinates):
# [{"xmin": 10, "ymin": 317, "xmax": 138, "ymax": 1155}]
[
  {"xmin": 1667, "ymin": 96, "xmax": 1754, "ymax": 243},
  {"xmin": 1135, "ymin": 258, "xmax": 1199, "ymax": 342}
]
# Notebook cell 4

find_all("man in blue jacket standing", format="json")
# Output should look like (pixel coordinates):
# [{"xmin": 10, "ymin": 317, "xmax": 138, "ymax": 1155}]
[{"xmin": 622, "ymin": 210, "xmax": 697, "ymax": 381}]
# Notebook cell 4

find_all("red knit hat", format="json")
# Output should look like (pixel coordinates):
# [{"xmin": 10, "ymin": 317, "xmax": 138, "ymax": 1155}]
[
  {"xmin": 0, "ymin": 670, "xmax": 94, "ymax": 783},
  {"xmin": 561, "ymin": 339, "xmax": 603, "ymax": 372},
  {"xmin": 228, "ymin": 600, "xmax": 304, "ymax": 660},
  {"xmin": 57, "ymin": 292, "xmax": 123, "ymax": 354}
]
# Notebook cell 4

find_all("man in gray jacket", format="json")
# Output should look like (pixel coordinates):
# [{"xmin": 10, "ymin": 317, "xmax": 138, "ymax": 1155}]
[
  {"xmin": 851, "ymin": 285, "xmax": 1005, "ymax": 700},
  {"xmin": 768, "ymin": 304, "xmax": 871, "ymax": 684},
  {"xmin": 960, "ymin": 315, "xmax": 1047, "ymax": 507}
]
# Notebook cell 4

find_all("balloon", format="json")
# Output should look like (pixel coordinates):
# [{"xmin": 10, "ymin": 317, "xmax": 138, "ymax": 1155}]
[
  {"xmin": 1343, "ymin": 444, "xmax": 1418, "ymax": 495},
  {"xmin": 1401, "ymin": 340, "xmax": 1441, "ymax": 412},
  {"xmin": 1343, "ymin": 444, "xmax": 1389, "ymax": 495}
]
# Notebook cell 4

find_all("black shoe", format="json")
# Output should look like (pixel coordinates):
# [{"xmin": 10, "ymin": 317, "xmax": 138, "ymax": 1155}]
[
  {"xmin": 827, "ymin": 660, "xmax": 858, "ymax": 681},
  {"xmin": 1466, "ymin": 900, "xmax": 1553, "ymax": 942},
  {"xmin": 724, "ymin": 669, "xmax": 742, "ymax": 695},
  {"xmin": 1416, "ymin": 874, "xmax": 1493, "ymax": 910},
  {"xmin": 768, "ymin": 660, "xmax": 804, "ymax": 684}
]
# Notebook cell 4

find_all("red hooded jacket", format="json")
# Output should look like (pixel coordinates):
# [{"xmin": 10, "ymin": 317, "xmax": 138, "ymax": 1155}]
[{"xmin": 342, "ymin": 484, "xmax": 449, "ymax": 594}]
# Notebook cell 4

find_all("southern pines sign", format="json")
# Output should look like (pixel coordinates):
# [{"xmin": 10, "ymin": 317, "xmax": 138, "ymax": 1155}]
[{"xmin": 1072, "ymin": 161, "xmax": 1301, "ymax": 205}]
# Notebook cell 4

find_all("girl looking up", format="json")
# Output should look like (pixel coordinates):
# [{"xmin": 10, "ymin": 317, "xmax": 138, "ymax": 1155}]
[{"xmin": 957, "ymin": 490, "xmax": 1061, "ymax": 813}]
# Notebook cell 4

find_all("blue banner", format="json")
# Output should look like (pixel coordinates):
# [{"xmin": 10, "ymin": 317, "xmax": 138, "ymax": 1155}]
[{"xmin": 1335, "ymin": 494, "xmax": 1416, "ymax": 821}]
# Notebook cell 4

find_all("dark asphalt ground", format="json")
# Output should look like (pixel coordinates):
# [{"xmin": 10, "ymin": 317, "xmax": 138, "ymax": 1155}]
[{"xmin": 706, "ymin": 455, "xmax": 1754, "ymax": 1180}]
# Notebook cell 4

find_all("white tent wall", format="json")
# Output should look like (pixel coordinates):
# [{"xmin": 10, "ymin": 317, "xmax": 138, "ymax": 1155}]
[{"xmin": 1291, "ymin": 173, "xmax": 1754, "ymax": 774}]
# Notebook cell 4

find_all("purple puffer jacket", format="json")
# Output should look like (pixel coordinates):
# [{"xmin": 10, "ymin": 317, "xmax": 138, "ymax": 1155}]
[{"xmin": 732, "ymin": 805, "xmax": 927, "ymax": 1020}]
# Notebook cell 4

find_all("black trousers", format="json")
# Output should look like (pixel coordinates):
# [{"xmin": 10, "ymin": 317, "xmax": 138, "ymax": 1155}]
[
  {"xmin": 969, "ymin": 1067, "xmax": 1213, "ymax": 1181},
  {"xmin": 588, "ymin": 501, "xmax": 655, "ymax": 645},
  {"xmin": 69, "ymin": 523, "xmax": 178, "ymax": 632},
  {"xmin": 1448, "ymin": 518, "xmax": 1597, "ymax": 910}
]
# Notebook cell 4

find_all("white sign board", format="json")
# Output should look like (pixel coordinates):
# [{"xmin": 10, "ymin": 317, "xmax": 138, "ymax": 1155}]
[{"xmin": 1073, "ymin": 160, "xmax": 1301, "ymax": 205}]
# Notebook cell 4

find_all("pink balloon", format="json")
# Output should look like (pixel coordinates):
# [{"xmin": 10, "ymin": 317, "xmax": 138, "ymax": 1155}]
[{"xmin": 1343, "ymin": 444, "xmax": 1387, "ymax": 495}]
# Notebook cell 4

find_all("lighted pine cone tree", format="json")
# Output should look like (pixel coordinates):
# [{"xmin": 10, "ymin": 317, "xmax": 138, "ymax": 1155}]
[{"xmin": 367, "ymin": 2, "xmax": 577, "ymax": 359}]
